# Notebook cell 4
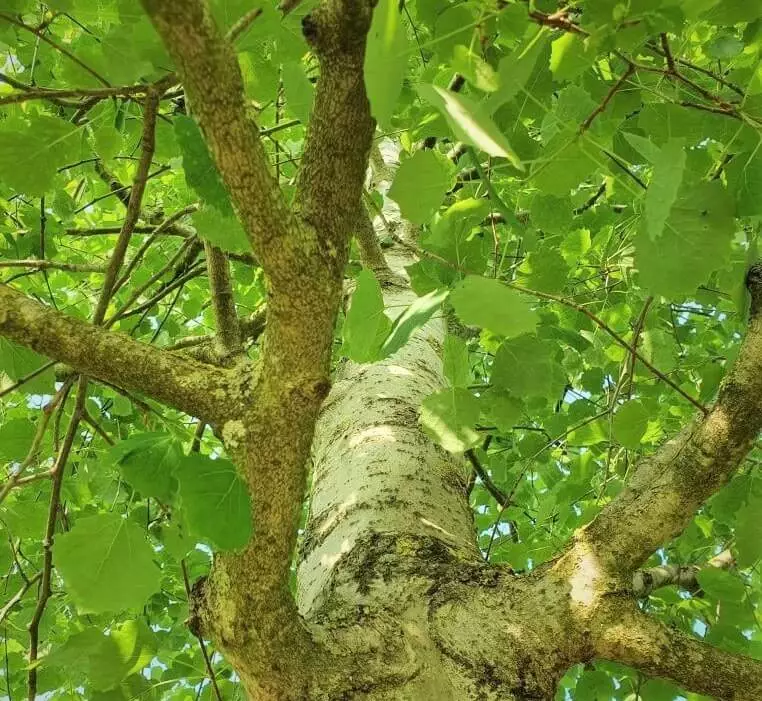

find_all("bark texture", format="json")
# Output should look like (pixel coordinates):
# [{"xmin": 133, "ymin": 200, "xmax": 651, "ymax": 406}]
[{"xmin": 2, "ymin": 2, "xmax": 762, "ymax": 700}]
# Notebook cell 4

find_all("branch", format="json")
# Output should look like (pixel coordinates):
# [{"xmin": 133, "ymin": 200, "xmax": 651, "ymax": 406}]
[
  {"xmin": 0, "ymin": 383, "xmax": 69, "ymax": 506},
  {"xmin": 203, "ymin": 242, "xmax": 242, "ymax": 359},
  {"xmin": 354, "ymin": 205, "xmax": 391, "ymax": 275},
  {"xmin": 507, "ymin": 283, "xmax": 706, "ymax": 413},
  {"xmin": 295, "ymin": 0, "xmax": 375, "ymax": 259},
  {"xmin": 0, "ymin": 572, "xmax": 41, "ymax": 626},
  {"xmin": 0, "ymin": 284, "xmax": 230, "ymax": 424},
  {"xmin": 0, "ymin": 259, "xmax": 105, "ymax": 273},
  {"xmin": 577, "ymin": 264, "xmax": 762, "ymax": 575},
  {"xmin": 93, "ymin": 89, "xmax": 161, "ymax": 324},
  {"xmin": 593, "ymin": 605, "xmax": 762, "ymax": 700},
  {"xmin": 140, "ymin": 0, "xmax": 299, "ymax": 290},
  {"xmin": 632, "ymin": 549, "xmax": 733, "ymax": 598},
  {"xmin": 28, "ymin": 379, "xmax": 86, "ymax": 701},
  {"xmin": 0, "ymin": 82, "xmax": 160, "ymax": 106}
]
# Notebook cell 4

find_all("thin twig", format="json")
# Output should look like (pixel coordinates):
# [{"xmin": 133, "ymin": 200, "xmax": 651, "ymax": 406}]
[
  {"xmin": 0, "ymin": 383, "xmax": 70, "ymax": 505},
  {"xmin": 93, "ymin": 89, "xmax": 161, "ymax": 324},
  {"xmin": 0, "ymin": 573, "xmax": 42, "ymax": 626},
  {"xmin": 27, "ymin": 378, "xmax": 87, "ymax": 701},
  {"xmin": 580, "ymin": 64, "xmax": 635, "ymax": 132},
  {"xmin": 0, "ymin": 360, "xmax": 56, "ymax": 400},
  {"xmin": 465, "ymin": 449, "xmax": 509, "ymax": 509},
  {"xmin": 181, "ymin": 559, "xmax": 222, "ymax": 701},
  {"xmin": 0, "ymin": 13, "xmax": 110, "ymax": 87},
  {"xmin": 506, "ymin": 283, "xmax": 707, "ymax": 414},
  {"xmin": 226, "ymin": 7, "xmax": 263, "ymax": 43}
]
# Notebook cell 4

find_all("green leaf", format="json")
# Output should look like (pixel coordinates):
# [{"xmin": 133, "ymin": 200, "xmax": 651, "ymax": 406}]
[
  {"xmin": 107, "ymin": 432, "xmax": 182, "ymax": 502},
  {"xmin": 706, "ymin": 34, "xmax": 744, "ymax": 59},
  {"xmin": 381, "ymin": 288, "xmax": 449, "ymax": 357},
  {"xmin": 529, "ymin": 194, "xmax": 574, "ymax": 233},
  {"xmin": 612, "ymin": 401, "xmax": 649, "ymax": 449},
  {"xmin": 44, "ymin": 620, "xmax": 156, "ymax": 692},
  {"xmin": 451, "ymin": 45, "xmax": 499, "ymax": 92},
  {"xmin": 192, "ymin": 205, "xmax": 251, "ymax": 255},
  {"xmin": 0, "ymin": 115, "xmax": 81, "ymax": 196},
  {"xmin": 696, "ymin": 568, "xmax": 747, "ymax": 602},
  {"xmin": 516, "ymin": 249, "xmax": 569, "ymax": 293},
  {"xmin": 623, "ymin": 132, "xmax": 662, "ymax": 163},
  {"xmin": 364, "ymin": 0, "xmax": 409, "ymax": 127},
  {"xmin": 0, "ymin": 338, "xmax": 54, "ymax": 393},
  {"xmin": 174, "ymin": 115, "xmax": 232, "ymax": 215},
  {"xmin": 443, "ymin": 335, "xmax": 470, "ymax": 387},
  {"xmin": 420, "ymin": 388, "xmax": 480, "ymax": 453},
  {"xmin": 727, "ymin": 150, "xmax": 762, "ymax": 217},
  {"xmin": 489, "ymin": 30, "xmax": 548, "ymax": 111},
  {"xmin": 450, "ymin": 276, "xmax": 538, "ymax": 337},
  {"xmin": 175, "ymin": 454, "xmax": 253, "ymax": 551},
  {"xmin": 55, "ymin": 514, "xmax": 161, "ymax": 614},
  {"xmin": 388, "ymin": 151, "xmax": 455, "ymax": 225},
  {"xmin": 0, "ymin": 418, "xmax": 36, "ymax": 462},
  {"xmin": 550, "ymin": 33, "xmax": 597, "ymax": 83},
  {"xmin": 531, "ymin": 135, "xmax": 598, "ymax": 195},
  {"xmin": 645, "ymin": 138, "xmax": 686, "ymax": 240},
  {"xmin": 735, "ymin": 497, "xmax": 762, "ymax": 568},
  {"xmin": 281, "ymin": 61, "xmax": 314, "ymax": 125},
  {"xmin": 343, "ymin": 269, "xmax": 391, "ymax": 362},
  {"xmin": 417, "ymin": 84, "xmax": 524, "ymax": 169},
  {"xmin": 480, "ymin": 389, "xmax": 523, "ymax": 433},
  {"xmin": 491, "ymin": 335, "xmax": 566, "ymax": 402},
  {"xmin": 636, "ymin": 181, "xmax": 735, "ymax": 297}
]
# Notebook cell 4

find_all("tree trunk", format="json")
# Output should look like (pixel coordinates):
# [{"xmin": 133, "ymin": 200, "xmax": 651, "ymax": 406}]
[{"xmin": 294, "ymin": 249, "xmax": 579, "ymax": 699}]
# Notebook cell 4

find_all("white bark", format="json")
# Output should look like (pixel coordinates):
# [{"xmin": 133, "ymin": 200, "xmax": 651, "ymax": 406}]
[{"xmin": 298, "ymin": 249, "xmax": 479, "ymax": 615}]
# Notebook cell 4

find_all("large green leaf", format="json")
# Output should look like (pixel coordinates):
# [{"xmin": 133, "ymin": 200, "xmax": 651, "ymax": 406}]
[
  {"xmin": 175, "ymin": 454, "xmax": 253, "ymax": 551},
  {"xmin": 107, "ymin": 432, "xmax": 182, "ymax": 502},
  {"xmin": 364, "ymin": 0, "xmax": 409, "ymax": 127},
  {"xmin": 0, "ymin": 115, "xmax": 81, "ymax": 195},
  {"xmin": 192, "ymin": 204, "xmax": 251, "ymax": 255},
  {"xmin": 491, "ymin": 335, "xmax": 567, "ymax": 402},
  {"xmin": 55, "ymin": 514, "xmax": 161, "ymax": 614},
  {"xmin": 450, "ymin": 276, "xmax": 538, "ymax": 338},
  {"xmin": 636, "ymin": 181, "xmax": 735, "ymax": 297},
  {"xmin": 612, "ymin": 401, "xmax": 649, "ymax": 449},
  {"xmin": 420, "ymin": 388, "xmax": 481, "ymax": 453},
  {"xmin": 43, "ymin": 620, "xmax": 156, "ymax": 692},
  {"xmin": 644, "ymin": 138, "xmax": 686, "ymax": 241},
  {"xmin": 388, "ymin": 151, "xmax": 455, "ymax": 225},
  {"xmin": 175, "ymin": 115, "xmax": 232, "ymax": 215},
  {"xmin": 281, "ymin": 61, "xmax": 314, "ymax": 125}
]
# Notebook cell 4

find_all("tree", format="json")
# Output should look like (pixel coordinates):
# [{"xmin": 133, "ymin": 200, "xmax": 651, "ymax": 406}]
[{"xmin": 1, "ymin": 0, "xmax": 762, "ymax": 699}]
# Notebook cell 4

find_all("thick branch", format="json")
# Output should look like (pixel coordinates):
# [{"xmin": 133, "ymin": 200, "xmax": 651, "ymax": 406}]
[
  {"xmin": 578, "ymin": 265, "xmax": 762, "ymax": 574},
  {"xmin": 594, "ymin": 604, "xmax": 762, "ymax": 700},
  {"xmin": 0, "ymin": 284, "xmax": 230, "ymax": 424},
  {"xmin": 295, "ymin": 0, "xmax": 375, "ymax": 259},
  {"xmin": 140, "ymin": 0, "xmax": 303, "ymax": 290}
]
